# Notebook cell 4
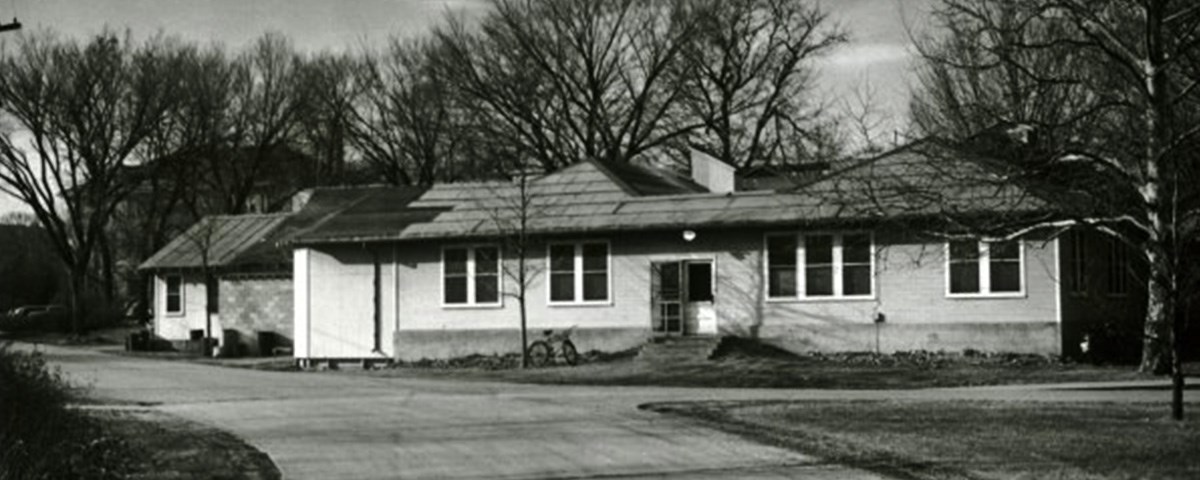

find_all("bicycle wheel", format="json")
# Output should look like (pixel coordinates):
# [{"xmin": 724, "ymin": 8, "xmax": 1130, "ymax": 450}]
[
  {"xmin": 560, "ymin": 340, "xmax": 579, "ymax": 366},
  {"xmin": 527, "ymin": 341, "xmax": 551, "ymax": 367}
]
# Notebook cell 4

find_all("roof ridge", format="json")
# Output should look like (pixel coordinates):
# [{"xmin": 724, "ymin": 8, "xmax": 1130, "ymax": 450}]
[
  {"xmin": 790, "ymin": 140, "xmax": 929, "ymax": 191},
  {"xmin": 572, "ymin": 159, "xmax": 641, "ymax": 197},
  {"xmin": 205, "ymin": 213, "xmax": 292, "ymax": 220}
]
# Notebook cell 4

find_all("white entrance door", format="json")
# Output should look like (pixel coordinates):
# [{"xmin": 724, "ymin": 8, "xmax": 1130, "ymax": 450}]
[{"xmin": 683, "ymin": 261, "xmax": 716, "ymax": 335}]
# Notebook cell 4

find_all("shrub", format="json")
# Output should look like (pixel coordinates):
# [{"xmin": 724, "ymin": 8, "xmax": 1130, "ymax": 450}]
[{"xmin": 0, "ymin": 343, "xmax": 131, "ymax": 479}]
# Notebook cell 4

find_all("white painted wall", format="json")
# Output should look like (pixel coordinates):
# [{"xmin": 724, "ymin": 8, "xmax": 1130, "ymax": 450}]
[
  {"xmin": 152, "ymin": 273, "xmax": 221, "ymax": 341},
  {"xmin": 305, "ymin": 245, "xmax": 395, "ymax": 358},
  {"xmin": 293, "ymin": 248, "xmax": 310, "ymax": 358},
  {"xmin": 299, "ymin": 229, "xmax": 1063, "ymax": 358}
]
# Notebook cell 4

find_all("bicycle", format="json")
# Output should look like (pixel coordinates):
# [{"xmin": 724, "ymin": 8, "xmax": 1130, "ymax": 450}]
[{"xmin": 527, "ymin": 326, "xmax": 579, "ymax": 367}]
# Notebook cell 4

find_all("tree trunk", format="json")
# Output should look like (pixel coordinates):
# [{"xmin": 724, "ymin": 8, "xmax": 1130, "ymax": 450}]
[
  {"xmin": 519, "ymin": 294, "xmax": 529, "ymax": 369},
  {"xmin": 1172, "ymin": 293, "xmax": 1185, "ymax": 420},
  {"xmin": 67, "ymin": 266, "xmax": 87, "ymax": 335},
  {"xmin": 1141, "ymin": 249, "xmax": 1174, "ymax": 374}
]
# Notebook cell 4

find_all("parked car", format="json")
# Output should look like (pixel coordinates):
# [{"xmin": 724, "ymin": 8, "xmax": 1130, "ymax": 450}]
[{"xmin": 0, "ymin": 305, "xmax": 68, "ymax": 332}]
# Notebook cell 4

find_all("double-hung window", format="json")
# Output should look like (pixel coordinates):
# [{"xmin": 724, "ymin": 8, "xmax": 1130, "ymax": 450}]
[
  {"xmin": 1106, "ymin": 237, "xmax": 1130, "ymax": 296},
  {"xmin": 766, "ymin": 233, "xmax": 874, "ymax": 300},
  {"xmin": 443, "ymin": 245, "xmax": 501, "ymax": 306},
  {"xmin": 548, "ymin": 241, "xmax": 609, "ymax": 304},
  {"xmin": 165, "ymin": 275, "xmax": 183, "ymax": 315},
  {"xmin": 947, "ymin": 240, "xmax": 1023, "ymax": 296}
]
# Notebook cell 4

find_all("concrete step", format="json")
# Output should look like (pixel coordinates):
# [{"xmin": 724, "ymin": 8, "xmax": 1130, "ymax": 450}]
[{"xmin": 636, "ymin": 336, "xmax": 721, "ymax": 364}]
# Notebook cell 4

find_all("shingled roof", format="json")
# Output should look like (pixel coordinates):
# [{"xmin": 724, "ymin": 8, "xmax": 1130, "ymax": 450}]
[
  {"xmin": 282, "ymin": 144, "xmax": 1050, "ymax": 245},
  {"xmin": 140, "ymin": 185, "xmax": 430, "ymax": 271},
  {"xmin": 139, "ymin": 214, "xmax": 290, "ymax": 271}
]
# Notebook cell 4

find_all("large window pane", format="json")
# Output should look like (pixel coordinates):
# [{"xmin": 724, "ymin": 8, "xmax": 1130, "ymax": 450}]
[
  {"xmin": 805, "ymin": 265, "xmax": 834, "ymax": 296},
  {"xmin": 950, "ymin": 262, "xmax": 980, "ymax": 293},
  {"xmin": 444, "ymin": 248, "xmax": 467, "ymax": 274},
  {"xmin": 582, "ymin": 273, "xmax": 607, "ymax": 301},
  {"xmin": 989, "ymin": 241, "xmax": 1020, "ymax": 292},
  {"xmin": 582, "ymin": 244, "xmax": 606, "ymax": 270},
  {"xmin": 550, "ymin": 273, "xmax": 574, "ymax": 302},
  {"xmin": 949, "ymin": 241, "xmax": 978, "ymax": 261},
  {"xmin": 581, "ymin": 243, "xmax": 608, "ymax": 301},
  {"xmin": 842, "ymin": 234, "xmax": 871, "ymax": 296},
  {"xmin": 949, "ymin": 241, "xmax": 980, "ymax": 294},
  {"xmin": 444, "ymin": 276, "xmax": 467, "ymax": 304},
  {"xmin": 805, "ymin": 235, "xmax": 833, "ymax": 264},
  {"xmin": 767, "ymin": 235, "xmax": 797, "ymax": 298},
  {"xmin": 550, "ymin": 245, "xmax": 574, "ymax": 272},
  {"xmin": 475, "ymin": 274, "xmax": 499, "ymax": 303},
  {"xmin": 657, "ymin": 262, "xmax": 681, "ymax": 301},
  {"xmin": 989, "ymin": 241, "xmax": 1019, "ymax": 261},
  {"xmin": 475, "ymin": 247, "xmax": 498, "ymax": 274},
  {"xmin": 768, "ymin": 268, "xmax": 796, "ymax": 298},
  {"xmin": 842, "ymin": 234, "xmax": 871, "ymax": 264},
  {"xmin": 843, "ymin": 265, "xmax": 872, "ymax": 296},
  {"xmin": 990, "ymin": 263, "xmax": 1020, "ymax": 292},
  {"xmin": 805, "ymin": 235, "xmax": 833, "ymax": 296},
  {"xmin": 687, "ymin": 262, "xmax": 713, "ymax": 302}
]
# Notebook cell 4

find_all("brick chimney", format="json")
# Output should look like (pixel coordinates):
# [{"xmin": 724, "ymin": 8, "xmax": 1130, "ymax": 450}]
[{"xmin": 690, "ymin": 148, "xmax": 735, "ymax": 193}]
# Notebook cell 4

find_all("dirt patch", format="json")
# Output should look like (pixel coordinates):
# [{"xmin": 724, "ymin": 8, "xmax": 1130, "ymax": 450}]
[{"xmin": 92, "ymin": 409, "xmax": 280, "ymax": 480}]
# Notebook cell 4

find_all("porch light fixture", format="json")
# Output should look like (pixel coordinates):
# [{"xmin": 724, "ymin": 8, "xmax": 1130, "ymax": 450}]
[{"xmin": 682, "ymin": 230, "xmax": 697, "ymax": 242}]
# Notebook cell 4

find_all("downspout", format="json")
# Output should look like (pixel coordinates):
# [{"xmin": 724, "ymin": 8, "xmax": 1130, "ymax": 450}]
[
  {"xmin": 393, "ymin": 244, "xmax": 400, "ymax": 358},
  {"xmin": 372, "ymin": 246, "xmax": 382, "ymax": 354}
]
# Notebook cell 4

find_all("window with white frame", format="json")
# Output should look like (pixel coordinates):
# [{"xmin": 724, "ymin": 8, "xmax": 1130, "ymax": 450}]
[
  {"xmin": 548, "ymin": 242, "xmax": 609, "ymax": 304},
  {"xmin": 947, "ymin": 240, "xmax": 1023, "ymax": 296},
  {"xmin": 766, "ymin": 232, "xmax": 874, "ymax": 299},
  {"xmin": 1106, "ymin": 237, "xmax": 1130, "ymax": 295},
  {"xmin": 165, "ymin": 275, "xmax": 183, "ymax": 314},
  {"xmin": 443, "ymin": 245, "xmax": 501, "ymax": 306}
]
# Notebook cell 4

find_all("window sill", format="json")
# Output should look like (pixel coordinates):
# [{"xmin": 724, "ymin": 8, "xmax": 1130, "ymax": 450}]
[
  {"xmin": 765, "ymin": 295, "xmax": 877, "ymax": 304},
  {"xmin": 442, "ymin": 303, "xmax": 504, "ymax": 310},
  {"xmin": 164, "ymin": 311, "xmax": 185, "ymax": 317},
  {"xmin": 946, "ymin": 292, "xmax": 1027, "ymax": 299},
  {"xmin": 548, "ymin": 300, "xmax": 613, "ymax": 308}
]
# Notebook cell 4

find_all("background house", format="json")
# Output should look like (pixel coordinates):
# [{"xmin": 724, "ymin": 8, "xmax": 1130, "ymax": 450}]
[{"xmin": 139, "ymin": 185, "xmax": 419, "ymax": 355}]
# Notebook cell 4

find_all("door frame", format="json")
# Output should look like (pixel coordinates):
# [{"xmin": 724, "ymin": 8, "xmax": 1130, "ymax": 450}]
[{"xmin": 650, "ymin": 257, "xmax": 717, "ymax": 337}]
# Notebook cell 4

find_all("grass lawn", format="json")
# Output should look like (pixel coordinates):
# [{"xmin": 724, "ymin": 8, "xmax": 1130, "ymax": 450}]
[
  {"xmin": 372, "ymin": 340, "xmax": 1157, "ymax": 389},
  {"xmin": 98, "ymin": 409, "xmax": 279, "ymax": 480},
  {"xmin": 648, "ymin": 400, "xmax": 1200, "ymax": 480}
]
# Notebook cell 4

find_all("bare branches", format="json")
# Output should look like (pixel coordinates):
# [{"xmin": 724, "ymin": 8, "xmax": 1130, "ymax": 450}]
[
  {"xmin": 0, "ymin": 30, "xmax": 182, "ymax": 332},
  {"xmin": 680, "ymin": 0, "xmax": 846, "ymax": 168}
]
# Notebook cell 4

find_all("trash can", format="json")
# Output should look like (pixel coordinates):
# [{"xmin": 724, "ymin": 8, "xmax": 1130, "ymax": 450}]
[
  {"xmin": 221, "ymin": 329, "xmax": 241, "ymax": 358},
  {"xmin": 257, "ymin": 331, "xmax": 276, "ymax": 357},
  {"xmin": 125, "ymin": 330, "xmax": 149, "ymax": 351}
]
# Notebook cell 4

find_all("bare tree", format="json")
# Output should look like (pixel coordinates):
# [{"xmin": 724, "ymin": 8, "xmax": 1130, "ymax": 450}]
[
  {"xmin": 909, "ymin": 0, "xmax": 1200, "ymax": 419},
  {"xmin": 433, "ymin": 0, "xmax": 703, "ymax": 171},
  {"xmin": 296, "ymin": 51, "xmax": 360, "ymax": 183},
  {"xmin": 478, "ymin": 168, "xmax": 548, "ymax": 368},
  {"xmin": 182, "ymin": 33, "xmax": 304, "ymax": 216},
  {"xmin": 0, "ymin": 31, "xmax": 182, "ymax": 334},
  {"xmin": 350, "ymin": 38, "xmax": 469, "ymax": 186},
  {"xmin": 680, "ymin": 0, "xmax": 846, "ymax": 168}
]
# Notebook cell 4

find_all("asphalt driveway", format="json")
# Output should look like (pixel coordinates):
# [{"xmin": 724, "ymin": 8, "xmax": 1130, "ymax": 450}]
[
  {"xmin": 34, "ymin": 343, "xmax": 1193, "ymax": 480},
  {"xmin": 39, "ymin": 344, "xmax": 884, "ymax": 480}
]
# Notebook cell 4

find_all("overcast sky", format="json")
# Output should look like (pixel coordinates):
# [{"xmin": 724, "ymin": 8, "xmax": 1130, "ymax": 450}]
[{"xmin": 0, "ymin": 0, "xmax": 933, "ymax": 215}]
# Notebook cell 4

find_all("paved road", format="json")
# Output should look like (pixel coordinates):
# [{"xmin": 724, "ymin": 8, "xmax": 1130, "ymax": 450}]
[
  {"xmin": 38, "ymin": 344, "xmax": 885, "ymax": 480},
  {"xmin": 31, "ymin": 343, "xmax": 1195, "ymax": 480}
]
